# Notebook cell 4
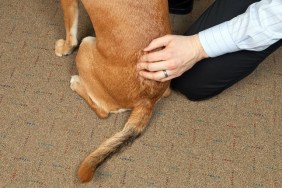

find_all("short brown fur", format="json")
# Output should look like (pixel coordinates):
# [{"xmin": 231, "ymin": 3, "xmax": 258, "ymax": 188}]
[{"xmin": 55, "ymin": 0, "xmax": 171, "ymax": 183}]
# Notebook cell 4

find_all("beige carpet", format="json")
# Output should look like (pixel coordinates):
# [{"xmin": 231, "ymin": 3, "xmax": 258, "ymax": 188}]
[{"xmin": 0, "ymin": 0, "xmax": 281, "ymax": 187}]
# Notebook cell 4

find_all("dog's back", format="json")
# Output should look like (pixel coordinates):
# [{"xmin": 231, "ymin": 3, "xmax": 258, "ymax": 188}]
[{"xmin": 86, "ymin": 0, "xmax": 171, "ymax": 59}]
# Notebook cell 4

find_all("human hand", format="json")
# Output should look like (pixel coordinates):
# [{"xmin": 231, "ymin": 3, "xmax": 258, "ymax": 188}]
[{"xmin": 137, "ymin": 34, "xmax": 208, "ymax": 82}]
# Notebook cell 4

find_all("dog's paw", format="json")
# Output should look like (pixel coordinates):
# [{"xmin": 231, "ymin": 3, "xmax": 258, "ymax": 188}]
[
  {"xmin": 55, "ymin": 39, "xmax": 77, "ymax": 57},
  {"xmin": 70, "ymin": 75, "xmax": 80, "ymax": 91}
]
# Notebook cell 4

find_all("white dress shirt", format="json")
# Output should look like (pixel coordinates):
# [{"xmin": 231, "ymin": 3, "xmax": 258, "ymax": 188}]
[{"xmin": 198, "ymin": 0, "xmax": 282, "ymax": 57}]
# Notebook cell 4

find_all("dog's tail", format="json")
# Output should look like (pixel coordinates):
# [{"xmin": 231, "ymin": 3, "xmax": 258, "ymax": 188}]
[{"xmin": 78, "ymin": 100, "xmax": 153, "ymax": 183}]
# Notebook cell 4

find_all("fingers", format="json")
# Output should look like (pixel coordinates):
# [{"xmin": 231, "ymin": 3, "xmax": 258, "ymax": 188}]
[
  {"xmin": 137, "ymin": 60, "xmax": 173, "ymax": 72},
  {"xmin": 140, "ymin": 50, "xmax": 167, "ymax": 63},
  {"xmin": 139, "ymin": 35, "xmax": 173, "ymax": 64},
  {"xmin": 139, "ymin": 70, "xmax": 167, "ymax": 81},
  {"xmin": 137, "ymin": 59, "xmax": 179, "ymax": 82},
  {"xmin": 138, "ymin": 69, "xmax": 176, "ymax": 82},
  {"xmin": 137, "ymin": 35, "xmax": 182, "ymax": 82},
  {"xmin": 143, "ymin": 35, "xmax": 172, "ymax": 52}
]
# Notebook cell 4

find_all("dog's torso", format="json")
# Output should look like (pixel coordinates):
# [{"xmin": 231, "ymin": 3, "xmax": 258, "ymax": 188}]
[{"xmin": 78, "ymin": 0, "xmax": 171, "ymax": 109}]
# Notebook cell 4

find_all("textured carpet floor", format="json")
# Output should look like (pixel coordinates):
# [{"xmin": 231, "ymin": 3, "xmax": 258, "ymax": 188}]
[{"xmin": 0, "ymin": 0, "xmax": 281, "ymax": 187}]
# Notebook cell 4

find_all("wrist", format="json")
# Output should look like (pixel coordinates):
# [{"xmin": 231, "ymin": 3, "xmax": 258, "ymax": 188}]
[
  {"xmin": 192, "ymin": 34, "xmax": 209, "ymax": 60},
  {"xmin": 198, "ymin": 22, "xmax": 240, "ymax": 57}
]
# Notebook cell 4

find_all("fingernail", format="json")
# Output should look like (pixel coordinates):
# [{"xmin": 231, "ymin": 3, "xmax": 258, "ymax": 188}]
[{"xmin": 143, "ymin": 47, "xmax": 149, "ymax": 51}]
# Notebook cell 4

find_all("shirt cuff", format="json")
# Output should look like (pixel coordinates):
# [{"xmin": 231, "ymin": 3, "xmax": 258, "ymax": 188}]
[{"xmin": 198, "ymin": 21, "xmax": 240, "ymax": 57}]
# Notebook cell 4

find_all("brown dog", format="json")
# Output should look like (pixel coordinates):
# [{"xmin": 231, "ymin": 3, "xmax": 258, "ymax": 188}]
[{"xmin": 55, "ymin": 0, "xmax": 171, "ymax": 183}]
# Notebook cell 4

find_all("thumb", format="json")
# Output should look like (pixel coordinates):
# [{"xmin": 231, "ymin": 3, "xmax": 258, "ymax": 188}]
[{"xmin": 143, "ymin": 35, "xmax": 172, "ymax": 52}]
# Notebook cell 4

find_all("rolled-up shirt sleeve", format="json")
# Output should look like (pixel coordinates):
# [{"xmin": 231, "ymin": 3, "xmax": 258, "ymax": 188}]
[{"xmin": 198, "ymin": 0, "xmax": 282, "ymax": 58}]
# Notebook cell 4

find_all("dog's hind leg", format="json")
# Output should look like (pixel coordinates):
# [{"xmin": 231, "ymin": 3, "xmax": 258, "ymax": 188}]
[
  {"xmin": 70, "ymin": 75, "xmax": 109, "ymax": 119},
  {"xmin": 70, "ymin": 36, "xmax": 110, "ymax": 119},
  {"xmin": 55, "ymin": 0, "xmax": 79, "ymax": 56}
]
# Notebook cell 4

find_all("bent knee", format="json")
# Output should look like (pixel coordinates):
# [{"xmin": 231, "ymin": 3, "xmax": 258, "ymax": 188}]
[
  {"xmin": 81, "ymin": 36, "xmax": 96, "ymax": 44},
  {"xmin": 79, "ymin": 36, "xmax": 96, "ymax": 50},
  {"xmin": 171, "ymin": 80, "xmax": 223, "ymax": 101},
  {"xmin": 77, "ymin": 36, "xmax": 96, "ymax": 56}
]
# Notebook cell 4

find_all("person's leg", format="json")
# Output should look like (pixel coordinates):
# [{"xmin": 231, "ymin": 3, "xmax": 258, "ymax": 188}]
[
  {"xmin": 168, "ymin": 0, "xmax": 194, "ymax": 15},
  {"xmin": 171, "ymin": 0, "xmax": 282, "ymax": 101}
]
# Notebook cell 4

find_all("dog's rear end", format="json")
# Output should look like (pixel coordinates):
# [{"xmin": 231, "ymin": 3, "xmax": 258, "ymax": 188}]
[{"xmin": 56, "ymin": 0, "xmax": 171, "ymax": 183}]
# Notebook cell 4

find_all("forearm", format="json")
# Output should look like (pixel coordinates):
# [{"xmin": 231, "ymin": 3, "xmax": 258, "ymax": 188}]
[{"xmin": 198, "ymin": 0, "xmax": 282, "ymax": 57}]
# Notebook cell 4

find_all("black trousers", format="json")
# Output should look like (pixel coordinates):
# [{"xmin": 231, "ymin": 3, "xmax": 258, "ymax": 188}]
[{"xmin": 171, "ymin": 0, "xmax": 282, "ymax": 101}]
